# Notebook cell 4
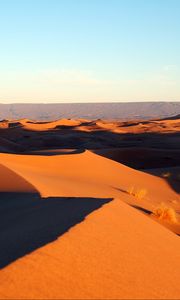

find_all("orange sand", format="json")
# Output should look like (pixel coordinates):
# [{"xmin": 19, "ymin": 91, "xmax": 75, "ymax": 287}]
[{"xmin": 0, "ymin": 150, "xmax": 180, "ymax": 299}]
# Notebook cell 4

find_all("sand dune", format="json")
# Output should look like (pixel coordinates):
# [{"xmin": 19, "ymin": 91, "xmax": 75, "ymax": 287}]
[
  {"xmin": 0, "ymin": 150, "xmax": 180, "ymax": 298},
  {"xmin": 20, "ymin": 118, "xmax": 81, "ymax": 131},
  {"xmin": 0, "ymin": 117, "xmax": 180, "ymax": 299},
  {"xmin": 1, "ymin": 116, "xmax": 180, "ymax": 133},
  {"xmin": 0, "ymin": 151, "xmax": 179, "ymax": 207}
]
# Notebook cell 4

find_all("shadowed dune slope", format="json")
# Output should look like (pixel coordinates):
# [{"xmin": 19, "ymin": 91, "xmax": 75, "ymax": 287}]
[
  {"xmin": 0, "ymin": 192, "xmax": 112, "ymax": 269},
  {"xmin": 93, "ymin": 147, "xmax": 180, "ymax": 169},
  {"xmin": 147, "ymin": 166, "xmax": 180, "ymax": 194},
  {"xmin": 0, "ymin": 137, "xmax": 24, "ymax": 153},
  {"xmin": 0, "ymin": 164, "xmax": 36, "ymax": 193}
]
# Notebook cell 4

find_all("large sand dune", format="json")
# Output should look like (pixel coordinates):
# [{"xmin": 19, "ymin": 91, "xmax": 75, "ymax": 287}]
[
  {"xmin": 0, "ymin": 117, "xmax": 180, "ymax": 299},
  {"xmin": 0, "ymin": 149, "xmax": 180, "ymax": 299}
]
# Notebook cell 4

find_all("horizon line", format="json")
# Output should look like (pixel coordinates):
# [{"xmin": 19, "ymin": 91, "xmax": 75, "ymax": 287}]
[{"xmin": 0, "ymin": 100, "xmax": 179, "ymax": 105}]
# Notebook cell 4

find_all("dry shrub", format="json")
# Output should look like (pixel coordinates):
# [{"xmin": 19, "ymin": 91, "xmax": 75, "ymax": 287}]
[
  {"xmin": 152, "ymin": 204, "xmax": 178, "ymax": 224},
  {"xmin": 134, "ymin": 189, "xmax": 147, "ymax": 200},
  {"xmin": 162, "ymin": 171, "xmax": 171, "ymax": 178},
  {"xmin": 127, "ymin": 186, "xmax": 135, "ymax": 195},
  {"xmin": 127, "ymin": 186, "xmax": 147, "ymax": 200}
]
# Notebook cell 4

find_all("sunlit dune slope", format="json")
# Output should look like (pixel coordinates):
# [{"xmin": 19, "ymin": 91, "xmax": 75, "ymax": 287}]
[
  {"xmin": 20, "ymin": 117, "xmax": 180, "ymax": 133},
  {"xmin": 19, "ymin": 118, "xmax": 82, "ymax": 131}
]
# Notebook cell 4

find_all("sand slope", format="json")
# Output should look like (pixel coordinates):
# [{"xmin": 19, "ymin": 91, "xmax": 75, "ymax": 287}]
[
  {"xmin": 0, "ymin": 196, "xmax": 180, "ymax": 299},
  {"xmin": 0, "ymin": 163, "xmax": 36, "ymax": 193},
  {"xmin": 0, "ymin": 151, "xmax": 180, "ymax": 299},
  {"xmin": 0, "ymin": 151, "xmax": 179, "ymax": 208}
]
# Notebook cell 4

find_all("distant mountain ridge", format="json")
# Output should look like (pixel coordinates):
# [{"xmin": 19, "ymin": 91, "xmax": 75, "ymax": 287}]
[{"xmin": 0, "ymin": 102, "xmax": 179, "ymax": 120}]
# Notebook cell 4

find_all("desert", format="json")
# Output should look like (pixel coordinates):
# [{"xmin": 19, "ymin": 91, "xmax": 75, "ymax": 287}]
[
  {"xmin": 1, "ymin": 0, "xmax": 180, "ymax": 298},
  {"xmin": 0, "ymin": 115, "xmax": 179, "ymax": 299}
]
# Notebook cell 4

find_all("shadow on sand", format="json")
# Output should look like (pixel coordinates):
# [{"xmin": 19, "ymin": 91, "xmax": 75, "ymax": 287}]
[
  {"xmin": 0, "ymin": 192, "xmax": 112, "ymax": 269},
  {"xmin": 131, "ymin": 205, "xmax": 151, "ymax": 215},
  {"xmin": 144, "ymin": 167, "xmax": 180, "ymax": 194},
  {"xmin": 26, "ymin": 148, "xmax": 85, "ymax": 156}
]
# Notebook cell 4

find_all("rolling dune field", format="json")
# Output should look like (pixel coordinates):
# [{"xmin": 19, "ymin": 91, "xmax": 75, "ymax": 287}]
[{"xmin": 0, "ymin": 116, "xmax": 179, "ymax": 299}]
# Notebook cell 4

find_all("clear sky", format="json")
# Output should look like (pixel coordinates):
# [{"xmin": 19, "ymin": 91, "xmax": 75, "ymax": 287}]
[{"xmin": 0, "ymin": 0, "xmax": 180, "ymax": 103}]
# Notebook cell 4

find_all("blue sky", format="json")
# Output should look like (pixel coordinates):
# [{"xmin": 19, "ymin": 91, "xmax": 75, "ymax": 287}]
[{"xmin": 0, "ymin": 0, "xmax": 180, "ymax": 103}]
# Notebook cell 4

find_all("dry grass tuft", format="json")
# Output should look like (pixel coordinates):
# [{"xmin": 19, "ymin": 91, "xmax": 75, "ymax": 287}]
[
  {"xmin": 127, "ymin": 186, "xmax": 135, "ymax": 196},
  {"xmin": 127, "ymin": 186, "xmax": 147, "ymax": 200},
  {"xmin": 152, "ymin": 204, "xmax": 178, "ymax": 224},
  {"xmin": 134, "ymin": 189, "xmax": 147, "ymax": 200},
  {"xmin": 162, "ymin": 171, "xmax": 171, "ymax": 178}
]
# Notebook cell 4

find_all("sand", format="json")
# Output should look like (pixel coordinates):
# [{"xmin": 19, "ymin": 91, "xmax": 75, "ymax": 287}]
[{"xmin": 0, "ymin": 117, "xmax": 180, "ymax": 299}]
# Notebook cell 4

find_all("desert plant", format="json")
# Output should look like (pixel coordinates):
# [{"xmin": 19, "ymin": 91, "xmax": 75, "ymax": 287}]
[
  {"xmin": 162, "ymin": 171, "xmax": 171, "ymax": 178},
  {"xmin": 127, "ymin": 186, "xmax": 147, "ymax": 200},
  {"xmin": 127, "ymin": 186, "xmax": 135, "ymax": 195},
  {"xmin": 152, "ymin": 204, "xmax": 178, "ymax": 224},
  {"xmin": 134, "ymin": 189, "xmax": 147, "ymax": 200}
]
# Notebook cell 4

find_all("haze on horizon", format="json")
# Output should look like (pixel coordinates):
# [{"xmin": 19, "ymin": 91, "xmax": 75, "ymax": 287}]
[{"xmin": 0, "ymin": 0, "xmax": 180, "ymax": 104}]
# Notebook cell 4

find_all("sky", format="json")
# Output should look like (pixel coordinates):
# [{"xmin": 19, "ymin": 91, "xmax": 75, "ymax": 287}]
[{"xmin": 0, "ymin": 0, "xmax": 180, "ymax": 103}]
